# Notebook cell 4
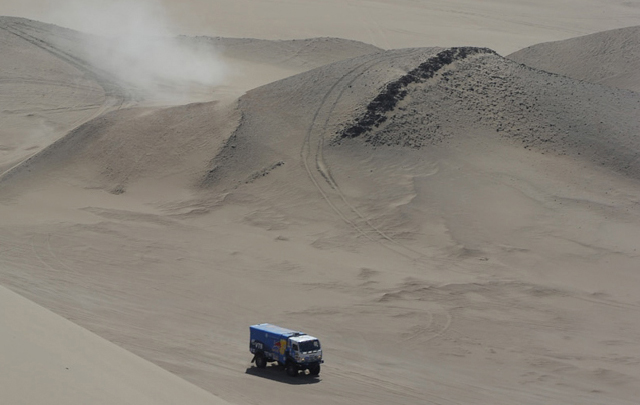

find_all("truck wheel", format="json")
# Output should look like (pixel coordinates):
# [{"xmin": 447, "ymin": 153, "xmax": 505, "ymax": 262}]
[
  {"xmin": 286, "ymin": 363, "xmax": 298, "ymax": 377},
  {"xmin": 255, "ymin": 354, "xmax": 267, "ymax": 369},
  {"xmin": 309, "ymin": 364, "xmax": 320, "ymax": 376}
]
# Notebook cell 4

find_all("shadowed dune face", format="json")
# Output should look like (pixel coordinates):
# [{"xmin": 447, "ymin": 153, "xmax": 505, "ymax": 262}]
[
  {"xmin": 0, "ymin": 102, "xmax": 240, "ymax": 196},
  {"xmin": 336, "ymin": 50, "xmax": 640, "ymax": 178},
  {"xmin": 508, "ymin": 26, "xmax": 640, "ymax": 92}
]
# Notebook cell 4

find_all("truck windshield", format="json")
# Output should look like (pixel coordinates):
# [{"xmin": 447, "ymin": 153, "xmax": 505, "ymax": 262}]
[{"xmin": 298, "ymin": 340, "xmax": 321, "ymax": 353}]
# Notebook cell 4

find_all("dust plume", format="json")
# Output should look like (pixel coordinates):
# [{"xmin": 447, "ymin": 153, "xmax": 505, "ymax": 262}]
[{"xmin": 49, "ymin": 0, "xmax": 227, "ymax": 102}]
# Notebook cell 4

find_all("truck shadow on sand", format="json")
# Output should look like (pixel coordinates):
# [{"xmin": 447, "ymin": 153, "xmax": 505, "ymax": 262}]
[{"xmin": 245, "ymin": 365, "xmax": 321, "ymax": 385}]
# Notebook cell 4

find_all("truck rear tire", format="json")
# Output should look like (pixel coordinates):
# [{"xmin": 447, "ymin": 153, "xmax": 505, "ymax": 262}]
[
  {"xmin": 309, "ymin": 364, "xmax": 320, "ymax": 376},
  {"xmin": 286, "ymin": 363, "xmax": 298, "ymax": 377},
  {"xmin": 255, "ymin": 353, "xmax": 267, "ymax": 369}
]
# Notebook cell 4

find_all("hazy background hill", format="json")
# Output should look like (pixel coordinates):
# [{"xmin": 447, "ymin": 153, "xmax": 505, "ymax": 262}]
[
  {"xmin": 508, "ymin": 25, "xmax": 640, "ymax": 92},
  {"xmin": 5, "ymin": 0, "xmax": 640, "ymax": 54}
]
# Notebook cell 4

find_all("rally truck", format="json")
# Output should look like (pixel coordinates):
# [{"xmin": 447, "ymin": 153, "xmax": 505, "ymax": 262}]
[{"xmin": 250, "ymin": 323, "xmax": 323, "ymax": 376}]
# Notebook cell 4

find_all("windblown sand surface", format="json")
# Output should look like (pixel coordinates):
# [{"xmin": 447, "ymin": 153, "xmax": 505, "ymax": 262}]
[{"xmin": 2, "ymin": 2, "xmax": 640, "ymax": 404}]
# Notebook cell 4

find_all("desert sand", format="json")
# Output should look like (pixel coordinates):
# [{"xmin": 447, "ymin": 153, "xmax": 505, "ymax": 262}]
[{"xmin": 1, "ymin": 1, "xmax": 640, "ymax": 404}]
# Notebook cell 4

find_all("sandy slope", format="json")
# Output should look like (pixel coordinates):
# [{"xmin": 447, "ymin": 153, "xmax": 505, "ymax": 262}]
[
  {"xmin": 508, "ymin": 25, "xmax": 640, "ymax": 92},
  {"xmin": 0, "ymin": 16, "xmax": 137, "ymax": 179},
  {"xmin": 2, "ymin": 3, "xmax": 640, "ymax": 405},
  {"xmin": 0, "ymin": 18, "xmax": 108, "ymax": 173},
  {"xmin": 0, "ymin": 284, "xmax": 229, "ymax": 404}
]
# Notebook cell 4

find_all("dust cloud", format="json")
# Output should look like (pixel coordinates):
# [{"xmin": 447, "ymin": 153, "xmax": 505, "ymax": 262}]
[{"xmin": 49, "ymin": 0, "xmax": 227, "ymax": 102}]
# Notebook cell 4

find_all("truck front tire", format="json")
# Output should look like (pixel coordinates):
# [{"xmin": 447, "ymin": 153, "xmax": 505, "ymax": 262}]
[
  {"xmin": 309, "ymin": 364, "xmax": 320, "ymax": 376},
  {"xmin": 286, "ymin": 363, "xmax": 298, "ymax": 377},
  {"xmin": 255, "ymin": 353, "xmax": 267, "ymax": 369}
]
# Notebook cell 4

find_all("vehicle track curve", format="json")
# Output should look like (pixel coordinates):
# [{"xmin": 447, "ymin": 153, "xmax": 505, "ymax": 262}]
[{"xmin": 300, "ymin": 49, "xmax": 432, "ymax": 261}]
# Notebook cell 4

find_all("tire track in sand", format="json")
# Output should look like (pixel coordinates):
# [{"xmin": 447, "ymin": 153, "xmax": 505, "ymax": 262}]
[
  {"xmin": 301, "ymin": 49, "xmax": 429, "ymax": 261},
  {"xmin": 0, "ymin": 24, "xmax": 134, "ymax": 182}
]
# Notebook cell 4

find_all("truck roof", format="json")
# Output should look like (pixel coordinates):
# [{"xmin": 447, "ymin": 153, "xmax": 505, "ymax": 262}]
[
  {"xmin": 290, "ymin": 334, "xmax": 318, "ymax": 343},
  {"xmin": 250, "ymin": 323, "xmax": 306, "ymax": 337}
]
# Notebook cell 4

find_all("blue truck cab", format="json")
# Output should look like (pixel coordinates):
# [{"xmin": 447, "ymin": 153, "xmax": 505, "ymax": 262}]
[{"xmin": 250, "ymin": 323, "xmax": 323, "ymax": 376}]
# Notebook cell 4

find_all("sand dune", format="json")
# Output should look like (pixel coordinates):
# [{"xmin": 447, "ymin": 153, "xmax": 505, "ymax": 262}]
[
  {"xmin": 0, "ymin": 16, "xmax": 137, "ymax": 178},
  {"xmin": 0, "ymin": 101, "xmax": 238, "ymax": 197},
  {"xmin": 508, "ymin": 25, "xmax": 640, "ymax": 92},
  {"xmin": 0, "ymin": 17, "xmax": 380, "ymax": 104},
  {"xmin": 2, "ymin": 3, "xmax": 640, "ymax": 405},
  {"xmin": 206, "ymin": 46, "xmax": 640, "ymax": 188},
  {"xmin": 0, "ymin": 17, "xmax": 380, "ymax": 189},
  {"xmin": 0, "ymin": 18, "xmax": 110, "ymax": 173},
  {"xmin": 0, "ymin": 284, "xmax": 229, "ymax": 404}
]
